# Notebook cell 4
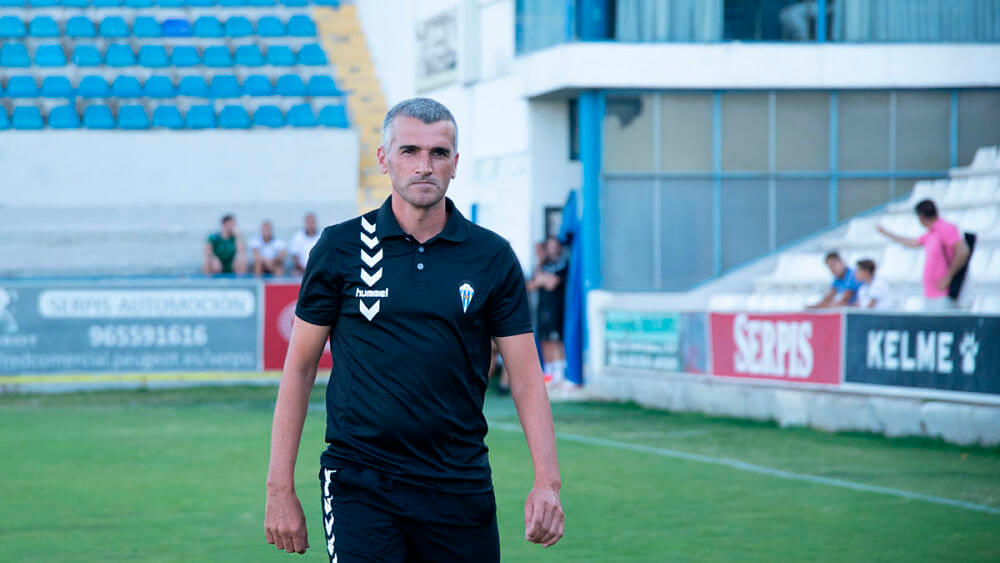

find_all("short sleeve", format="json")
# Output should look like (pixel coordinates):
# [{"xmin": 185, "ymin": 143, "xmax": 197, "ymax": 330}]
[
  {"xmin": 941, "ymin": 222, "xmax": 962, "ymax": 247},
  {"xmin": 846, "ymin": 270, "xmax": 863, "ymax": 292},
  {"xmin": 918, "ymin": 232, "xmax": 930, "ymax": 246},
  {"xmin": 295, "ymin": 228, "xmax": 342, "ymax": 326},
  {"xmin": 487, "ymin": 244, "xmax": 533, "ymax": 338}
]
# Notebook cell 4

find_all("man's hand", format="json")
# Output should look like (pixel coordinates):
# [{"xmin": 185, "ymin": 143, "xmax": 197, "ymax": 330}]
[
  {"xmin": 265, "ymin": 488, "xmax": 309, "ymax": 554},
  {"xmin": 525, "ymin": 484, "xmax": 565, "ymax": 547},
  {"xmin": 937, "ymin": 276, "xmax": 951, "ymax": 292}
]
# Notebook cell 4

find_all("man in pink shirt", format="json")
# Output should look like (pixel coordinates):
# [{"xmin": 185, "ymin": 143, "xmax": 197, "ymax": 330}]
[{"xmin": 877, "ymin": 199, "xmax": 970, "ymax": 310}]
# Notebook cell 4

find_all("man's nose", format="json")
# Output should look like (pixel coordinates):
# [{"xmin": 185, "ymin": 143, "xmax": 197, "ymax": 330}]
[{"xmin": 414, "ymin": 152, "xmax": 432, "ymax": 175}]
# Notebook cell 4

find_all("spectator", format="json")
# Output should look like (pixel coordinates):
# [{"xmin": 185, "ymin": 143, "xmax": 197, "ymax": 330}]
[
  {"xmin": 877, "ymin": 199, "xmax": 971, "ymax": 310},
  {"xmin": 809, "ymin": 251, "xmax": 861, "ymax": 308},
  {"xmin": 526, "ymin": 237, "xmax": 569, "ymax": 383},
  {"xmin": 249, "ymin": 220, "xmax": 287, "ymax": 277},
  {"xmin": 203, "ymin": 214, "xmax": 246, "ymax": 275},
  {"xmin": 854, "ymin": 259, "xmax": 897, "ymax": 310},
  {"xmin": 289, "ymin": 212, "xmax": 321, "ymax": 276}
]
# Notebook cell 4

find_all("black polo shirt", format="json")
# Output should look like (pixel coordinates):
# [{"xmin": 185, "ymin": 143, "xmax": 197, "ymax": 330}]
[{"xmin": 295, "ymin": 196, "xmax": 533, "ymax": 493}]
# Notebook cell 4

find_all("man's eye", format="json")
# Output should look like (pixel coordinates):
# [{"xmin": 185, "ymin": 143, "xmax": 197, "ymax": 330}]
[
  {"xmin": 433, "ymin": 150, "xmax": 447, "ymax": 157},
  {"xmin": 402, "ymin": 148, "xmax": 415, "ymax": 154}
]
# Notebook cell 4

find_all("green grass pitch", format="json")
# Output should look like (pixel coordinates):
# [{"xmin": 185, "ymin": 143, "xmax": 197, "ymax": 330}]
[{"xmin": 1, "ymin": 382, "xmax": 998, "ymax": 562}]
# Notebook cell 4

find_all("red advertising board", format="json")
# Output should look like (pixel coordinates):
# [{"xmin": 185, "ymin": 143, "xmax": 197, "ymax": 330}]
[
  {"xmin": 709, "ymin": 312, "xmax": 842, "ymax": 385},
  {"xmin": 263, "ymin": 283, "xmax": 332, "ymax": 371}
]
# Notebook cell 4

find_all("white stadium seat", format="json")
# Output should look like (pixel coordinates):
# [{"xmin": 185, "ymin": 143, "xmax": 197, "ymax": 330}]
[
  {"xmin": 709, "ymin": 293, "xmax": 749, "ymax": 311},
  {"xmin": 880, "ymin": 245, "xmax": 921, "ymax": 283},
  {"xmin": 973, "ymin": 295, "xmax": 1000, "ymax": 313},
  {"xmin": 969, "ymin": 146, "xmax": 1000, "ymax": 171}
]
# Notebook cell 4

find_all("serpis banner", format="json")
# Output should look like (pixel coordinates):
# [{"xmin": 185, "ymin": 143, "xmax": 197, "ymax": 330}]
[
  {"xmin": 845, "ymin": 313, "xmax": 1000, "ymax": 395},
  {"xmin": 710, "ymin": 312, "xmax": 842, "ymax": 384}
]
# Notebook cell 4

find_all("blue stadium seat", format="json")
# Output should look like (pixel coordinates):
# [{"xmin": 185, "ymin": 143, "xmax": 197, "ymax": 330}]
[
  {"xmin": 48, "ymin": 105, "xmax": 80, "ymax": 129},
  {"xmin": 313, "ymin": 0, "xmax": 339, "ymax": 5},
  {"xmin": 234, "ymin": 44, "xmax": 264, "ymax": 66},
  {"xmin": 287, "ymin": 15, "xmax": 316, "ymax": 37},
  {"xmin": 178, "ymin": 75, "xmax": 208, "ymax": 97},
  {"xmin": 30, "ymin": 0, "xmax": 60, "ymax": 6},
  {"xmin": 0, "ymin": 16, "xmax": 26, "ymax": 39},
  {"xmin": 193, "ymin": 16, "xmax": 223, "ymax": 38},
  {"xmin": 266, "ymin": 45, "xmax": 295, "ymax": 66},
  {"xmin": 218, "ymin": 105, "xmax": 251, "ymax": 128},
  {"xmin": 203, "ymin": 45, "xmax": 233, "ymax": 67},
  {"xmin": 28, "ymin": 17, "xmax": 59, "ymax": 38},
  {"xmin": 72, "ymin": 45, "xmax": 101, "ymax": 66},
  {"xmin": 34, "ymin": 44, "xmax": 66, "ymax": 67},
  {"xmin": 286, "ymin": 103, "xmax": 316, "ymax": 127},
  {"xmin": 275, "ymin": 74, "xmax": 305, "ymax": 96},
  {"xmin": 105, "ymin": 44, "xmax": 136, "ymax": 67},
  {"xmin": 243, "ymin": 75, "xmax": 273, "ymax": 96},
  {"xmin": 225, "ymin": 16, "xmax": 252, "ymax": 37},
  {"xmin": 111, "ymin": 76, "xmax": 143, "ymax": 98},
  {"xmin": 41, "ymin": 76, "xmax": 73, "ymax": 98},
  {"xmin": 66, "ymin": 17, "xmax": 96, "ymax": 39},
  {"xmin": 1, "ymin": 43, "xmax": 31, "ymax": 67},
  {"xmin": 99, "ymin": 16, "xmax": 129, "ymax": 38},
  {"xmin": 124, "ymin": 0, "xmax": 153, "ymax": 7},
  {"xmin": 307, "ymin": 75, "xmax": 340, "ymax": 96},
  {"xmin": 253, "ymin": 104, "xmax": 283, "ymax": 127},
  {"xmin": 12, "ymin": 106, "xmax": 44, "ymax": 130},
  {"xmin": 0, "ymin": 107, "xmax": 9, "ymax": 130},
  {"xmin": 318, "ymin": 105, "xmax": 348, "ymax": 128},
  {"xmin": 83, "ymin": 105, "xmax": 114, "ymax": 129},
  {"xmin": 298, "ymin": 44, "xmax": 327, "ymax": 66},
  {"xmin": 152, "ymin": 105, "xmax": 184, "ymax": 129},
  {"xmin": 247, "ymin": 0, "xmax": 274, "ymax": 6},
  {"xmin": 78, "ymin": 75, "xmax": 110, "ymax": 98},
  {"xmin": 133, "ymin": 17, "xmax": 162, "ymax": 38},
  {"xmin": 209, "ymin": 75, "xmax": 241, "ymax": 98},
  {"xmin": 185, "ymin": 0, "xmax": 214, "ymax": 6},
  {"xmin": 93, "ymin": 0, "xmax": 122, "ymax": 6},
  {"xmin": 163, "ymin": 19, "xmax": 193, "ymax": 37},
  {"xmin": 139, "ymin": 45, "xmax": 169, "ymax": 68},
  {"xmin": 118, "ymin": 105, "xmax": 149, "ymax": 129},
  {"xmin": 217, "ymin": 0, "xmax": 245, "ymax": 6},
  {"xmin": 61, "ymin": 0, "xmax": 91, "ymax": 7},
  {"xmin": 157, "ymin": 0, "xmax": 184, "ymax": 6},
  {"xmin": 0, "ymin": 0, "xmax": 25, "ymax": 6},
  {"xmin": 170, "ymin": 46, "xmax": 200, "ymax": 67},
  {"xmin": 280, "ymin": 0, "xmax": 307, "ymax": 6},
  {"xmin": 256, "ymin": 16, "xmax": 285, "ymax": 37},
  {"xmin": 185, "ymin": 104, "xmax": 216, "ymax": 129},
  {"xmin": 6, "ymin": 76, "xmax": 38, "ymax": 97},
  {"xmin": 143, "ymin": 75, "xmax": 175, "ymax": 98}
]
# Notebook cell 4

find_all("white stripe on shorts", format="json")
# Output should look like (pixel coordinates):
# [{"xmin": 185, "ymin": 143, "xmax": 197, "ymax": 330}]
[{"xmin": 322, "ymin": 468, "xmax": 338, "ymax": 563}]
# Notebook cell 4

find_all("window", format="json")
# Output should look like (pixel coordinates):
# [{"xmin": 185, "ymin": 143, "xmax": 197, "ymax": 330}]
[{"xmin": 722, "ymin": 93, "xmax": 768, "ymax": 171}]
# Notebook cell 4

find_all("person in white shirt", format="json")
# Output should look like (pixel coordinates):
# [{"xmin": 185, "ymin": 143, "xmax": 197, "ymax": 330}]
[
  {"xmin": 289, "ymin": 212, "xmax": 321, "ymax": 275},
  {"xmin": 854, "ymin": 259, "xmax": 897, "ymax": 310},
  {"xmin": 249, "ymin": 220, "xmax": 287, "ymax": 277}
]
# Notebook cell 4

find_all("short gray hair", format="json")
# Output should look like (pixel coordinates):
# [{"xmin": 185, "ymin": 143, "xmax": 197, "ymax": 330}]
[{"xmin": 381, "ymin": 97, "xmax": 458, "ymax": 151}]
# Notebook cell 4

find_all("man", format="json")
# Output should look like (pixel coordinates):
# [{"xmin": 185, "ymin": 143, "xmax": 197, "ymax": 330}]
[
  {"xmin": 877, "ymin": 199, "xmax": 970, "ymax": 310},
  {"xmin": 202, "ymin": 214, "xmax": 246, "ymax": 275},
  {"xmin": 809, "ymin": 251, "xmax": 861, "ymax": 308},
  {"xmin": 249, "ymin": 220, "xmax": 287, "ymax": 277},
  {"xmin": 854, "ymin": 259, "xmax": 896, "ymax": 310},
  {"xmin": 527, "ymin": 237, "xmax": 568, "ymax": 384},
  {"xmin": 264, "ymin": 98, "xmax": 564, "ymax": 562},
  {"xmin": 289, "ymin": 212, "xmax": 321, "ymax": 275}
]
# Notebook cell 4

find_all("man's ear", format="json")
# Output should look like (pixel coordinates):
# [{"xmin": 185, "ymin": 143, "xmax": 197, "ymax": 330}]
[{"xmin": 377, "ymin": 145, "xmax": 389, "ymax": 174}]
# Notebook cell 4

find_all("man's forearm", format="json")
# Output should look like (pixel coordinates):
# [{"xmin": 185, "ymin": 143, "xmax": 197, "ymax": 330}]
[
  {"xmin": 267, "ymin": 367, "xmax": 317, "ymax": 491},
  {"xmin": 511, "ymin": 376, "xmax": 561, "ymax": 488}
]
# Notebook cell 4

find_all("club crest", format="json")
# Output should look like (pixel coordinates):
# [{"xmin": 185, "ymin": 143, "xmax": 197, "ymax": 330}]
[{"xmin": 459, "ymin": 282, "xmax": 475, "ymax": 313}]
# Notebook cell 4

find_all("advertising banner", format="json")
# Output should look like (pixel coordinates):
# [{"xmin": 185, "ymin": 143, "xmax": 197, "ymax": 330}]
[
  {"xmin": 604, "ymin": 311, "xmax": 708, "ymax": 373},
  {"xmin": 0, "ymin": 281, "xmax": 260, "ymax": 375},
  {"xmin": 845, "ymin": 313, "xmax": 1000, "ymax": 395},
  {"xmin": 710, "ymin": 312, "xmax": 842, "ymax": 385},
  {"xmin": 263, "ymin": 283, "xmax": 332, "ymax": 371}
]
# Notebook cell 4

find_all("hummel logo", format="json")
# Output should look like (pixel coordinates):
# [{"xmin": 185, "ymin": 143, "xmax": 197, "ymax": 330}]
[
  {"xmin": 361, "ymin": 268, "xmax": 382, "ymax": 287},
  {"xmin": 361, "ymin": 249, "xmax": 382, "ymax": 268},
  {"xmin": 360, "ymin": 233, "xmax": 379, "ymax": 249},
  {"xmin": 360, "ymin": 299, "xmax": 380, "ymax": 321},
  {"xmin": 361, "ymin": 216, "xmax": 376, "ymax": 234}
]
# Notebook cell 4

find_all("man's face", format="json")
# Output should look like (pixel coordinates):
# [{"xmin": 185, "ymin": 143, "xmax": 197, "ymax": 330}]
[
  {"xmin": 305, "ymin": 214, "xmax": 316, "ymax": 235},
  {"xmin": 918, "ymin": 214, "xmax": 934, "ymax": 229},
  {"xmin": 826, "ymin": 258, "xmax": 845, "ymax": 278},
  {"xmin": 261, "ymin": 221, "xmax": 273, "ymax": 241},
  {"xmin": 222, "ymin": 218, "xmax": 236, "ymax": 236},
  {"xmin": 377, "ymin": 116, "xmax": 458, "ymax": 209},
  {"xmin": 855, "ymin": 268, "xmax": 872, "ymax": 283},
  {"xmin": 544, "ymin": 239, "xmax": 561, "ymax": 260}
]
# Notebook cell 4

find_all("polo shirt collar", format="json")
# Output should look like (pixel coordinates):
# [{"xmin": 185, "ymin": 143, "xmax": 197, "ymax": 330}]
[{"xmin": 375, "ymin": 195, "xmax": 471, "ymax": 243}]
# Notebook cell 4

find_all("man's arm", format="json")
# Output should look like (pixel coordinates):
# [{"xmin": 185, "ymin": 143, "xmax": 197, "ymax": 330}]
[
  {"xmin": 938, "ymin": 238, "xmax": 971, "ymax": 291},
  {"xmin": 495, "ymin": 333, "xmax": 564, "ymax": 548},
  {"xmin": 265, "ymin": 317, "xmax": 331, "ymax": 555},
  {"xmin": 833, "ymin": 289, "xmax": 856, "ymax": 307},
  {"xmin": 808, "ymin": 287, "xmax": 836, "ymax": 309},
  {"xmin": 876, "ymin": 225, "xmax": 922, "ymax": 248},
  {"xmin": 202, "ymin": 242, "xmax": 214, "ymax": 274}
]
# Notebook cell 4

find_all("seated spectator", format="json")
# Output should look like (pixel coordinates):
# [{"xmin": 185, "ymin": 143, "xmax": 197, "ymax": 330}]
[
  {"xmin": 249, "ymin": 220, "xmax": 287, "ymax": 277},
  {"xmin": 290, "ymin": 212, "xmax": 321, "ymax": 275},
  {"xmin": 854, "ymin": 259, "xmax": 897, "ymax": 310},
  {"xmin": 203, "ymin": 214, "xmax": 247, "ymax": 275},
  {"xmin": 809, "ymin": 251, "xmax": 861, "ymax": 308}
]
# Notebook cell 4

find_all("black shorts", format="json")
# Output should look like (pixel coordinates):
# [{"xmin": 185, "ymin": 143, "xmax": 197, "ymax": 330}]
[{"xmin": 319, "ymin": 465, "xmax": 500, "ymax": 563}]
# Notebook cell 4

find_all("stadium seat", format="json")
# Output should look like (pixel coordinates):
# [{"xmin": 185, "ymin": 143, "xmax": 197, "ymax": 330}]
[
  {"xmin": 152, "ymin": 105, "xmax": 184, "ymax": 129},
  {"xmin": 34, "ymin": 44, "xmax": 66, "ymax": 67},
  {"xmin": 93, "ymin": 0, "xmax": 122, "ymax": 6},
  {"xmin": 265, "ymin": 45, "xmax": 295, "ymax": 66},
  {"xmin": 185, "ymin": 0, "xmax": 214, "ymax": 6},
  {"xmin": 185, "ymin": 104, "xmax": 216, "ymax": 129},
  {"xmin": 234, "ymin": 44, "xmax": 264, "ymax": 66},
  {"xmin": 6, "ymin": 76, "xmax": 39, "ymax": 97},
  {"xmin": 307, "ymin": 75, "xmax": 340, "ymax": 96},
  {"xmin": 139, "ymin": 45, "xmax": 169, "ymax": 68},
  {"xmin": 217, "ymin": 0, "xmax": 245, "ymax": 5},
  {"xmin": 298, "ymin": 44, "xmax": 327, "ymax": 66},
  {"xmin": 0, "ymin": 107, "xmax": 9, "ymax": 130},
  {"xmin": 247, "ymin": 0, "xmax": 275, "ymax": 6},
  {"xmin": 163, "ymin": 19, "xmax": 193, "ymax": 37},
  {"xmin": 66, "ymin": 17, "xmax": 97, "ymax": 39},
  {"xmin": 133, "ymin": 17, "xmax": 162, "ymax": 38},
  {"xmin": 280, "ymin": 0, "xmax": 308, "ymax": 6},
  {"xmin": 111, "ymin": 76, "xmax": 143, "ymax": 98},
  {"xmin": 171, "ymin": 46, "xmax": 200, "ymax": 67},
  {"xmin": 313, "ymin": 0, "xmax": 339, "ymax": 5},
  {"xmin": 30, "ymin": 0, "xmax": 60, "ymax": 6},
  {"xmin": 275, "ymin": 74, "xmax": 305, "ymax": 96},
  {"xmin": 1, "ymin": 43, "xmax": 31, "ymax": 67},
  {"xmin": 178, "ymin": 75, "xmax": 209, "ymax": 97},
  {"xmin": 48, "ymin": 105, "xmax": 80, "ymax": 129},
  {"xmin": 99, "ymin": 17, "xmax": 129, "ymax": 39},
  {"xmin": 28, "ymin": 17, "xmax": 59, "ymax": 38},
  {"xmin": 124, "ymin": 0, "xmax": 153, "ymax": 7},
  {"xmin": 225, "ymin": 16, "xmax": 252, "ymax": 37},
  {"xmin": 209, "ymin": 75, "xmax": 241, "ymax": 98},
  {"xmin": 203, "ymin": 45, "xmax": 233, "ymax": 67},
  {"xmin": 157, "ymin": 0, "xmax": 185, "ymax": 6},
  {"xmin": 62, "ymin": 0, "xmax": 91, "ymax": 7},
  {"xmin": 193, "ymin": 16, "xmax": 223, "ymax": 38},
  {"xmin": 118, "ymin": 105, "xmax": 150, "ymax": 130},
  {"xmin": 242, "ymin": 74, "xmax": 273, "ymax": 96},
  {"xmin": 286, "ymin": 104, "xmax": 316, "ymax": 127},
  {"xmin": 12, "ymin": 106, "xmax": 44, "ymax": 130},
  {"xmin": 41, "ymin": 76, "xmax": 73, "ymax": 98},
  {"xmin": 318, "ymin": 105, "xmax": 348, "ymax": 128},
  {"xmin": 0, "ymin": 0, "xmax": 24, "ymax": 6},
  {"xmin": 72, "ymin": 45, "xmax": 102, "ymax": 66},
  {"xmin": 256, "ymin": 16, "xmax": 285, "ymax": 37},
  {"xmin": 83, "ymin": 105, "xmax": 115, "ymax": 129},
  {"xmin": 144, "ymin": 75, "xmax": 175, "ymax": 98},
  {"xmin": 287, "ymin": 15, "xmax": 316, "ymax": 37},
  {"xmin": 0, "ymin": 16, "xmax": 26, "ymax": 39},
  {"xmin": 218, "ymin": 105, "xmax": 251, "ymax": 128},
  {"xmin": 252, "ymin": 104, "xmax": 283, "ymax": 127},
  {"xmin": 78, "ymin": 75, "xmax": 110, "ymax": 98},
  {"xmin": 105, "ymin": 44, "xmax": 136, "ymax": 67}
]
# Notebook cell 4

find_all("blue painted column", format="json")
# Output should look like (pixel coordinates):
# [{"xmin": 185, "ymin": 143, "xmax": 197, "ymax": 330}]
[
  {"xmin": 578, "ymin": 91, "xmax": 604, "ymax": 292},
  {"xmin": 577, "ymin": 0, "xmax": 611, "ymax": 40}
]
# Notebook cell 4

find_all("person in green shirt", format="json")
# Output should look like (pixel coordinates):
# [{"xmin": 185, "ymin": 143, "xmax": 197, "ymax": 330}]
[{"xmin": 203, "ymin": 214, "xmax": 247, "ymax": 275}]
